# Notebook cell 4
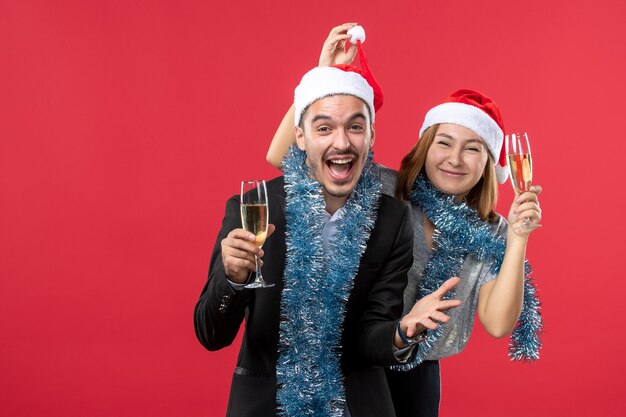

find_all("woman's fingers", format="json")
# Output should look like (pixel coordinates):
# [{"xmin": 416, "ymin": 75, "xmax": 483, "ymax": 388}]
[
  {"xmin": 328, "ymin": 22, "xmax": 357, "ymax": 37},
  {"xmin": 530, "ymin": 184, "xmax": 542, "ymax": 195},
  {"xmin": 438, "ymin": 299, "xmax": 462, "ymax": 311},
  {"xmin": 320, "ymin": 24, "xmax": 360, "ymax": 66},
  {"xmin": 432, "ymin": 276, "xmax": 461, "ymax": 299}
]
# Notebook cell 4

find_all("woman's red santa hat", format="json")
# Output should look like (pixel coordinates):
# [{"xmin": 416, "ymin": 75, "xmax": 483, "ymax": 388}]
[{"xmin": 419, "ymin": 89, "xmax": 509, "ymax": 183}]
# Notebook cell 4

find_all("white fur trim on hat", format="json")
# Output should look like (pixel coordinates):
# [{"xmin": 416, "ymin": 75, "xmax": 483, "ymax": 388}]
[
  {"xmin": 294, "ymin": 66, "xmax": 375, "ymax": 126},
  {"xmin": 419, "ymin": 102, "xmax": 508, "ymax": 183}
]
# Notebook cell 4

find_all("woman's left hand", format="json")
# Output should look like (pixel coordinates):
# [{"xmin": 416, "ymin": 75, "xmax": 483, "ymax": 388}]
[
  {"xmin": 507, "ymin": 185, "xmax": 543, "ymax": 238},
  {"xmin": 318, "ymin": 23, "xmax": 359, "ymax": 67}
]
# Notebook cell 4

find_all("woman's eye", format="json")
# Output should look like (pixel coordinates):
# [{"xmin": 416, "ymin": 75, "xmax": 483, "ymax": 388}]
[
  {"xmin": 467, "ymin": 147, "xmax": 480, "ymax": 152},
  {"xmin": 437, "ymin": 140, "xmax": 451, "ymax": 147}
]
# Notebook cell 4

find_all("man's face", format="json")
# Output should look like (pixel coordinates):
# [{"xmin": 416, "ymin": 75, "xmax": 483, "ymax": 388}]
[{"xmin": 295, "ymin": 94, "xmax": 375, "ymax": 212}]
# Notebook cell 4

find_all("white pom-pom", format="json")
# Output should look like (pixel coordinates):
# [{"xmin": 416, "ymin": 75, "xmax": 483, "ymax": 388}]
[
  {"xmin": 495, "ymin": 164, "xmax": 509, "ymax": 184},
  {"xmin": 347, "ymin": 25, "xmax": 366, "ymax": 44}
]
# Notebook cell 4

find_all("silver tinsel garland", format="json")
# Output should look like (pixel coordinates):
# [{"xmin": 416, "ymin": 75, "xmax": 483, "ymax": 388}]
[
  {"xmin": 394, "ymin": 175, "xmax": 542, "ymax": 371},
  {"xmin": 276, "ymin": 146, "xmax": 381, "ymax": 417}
]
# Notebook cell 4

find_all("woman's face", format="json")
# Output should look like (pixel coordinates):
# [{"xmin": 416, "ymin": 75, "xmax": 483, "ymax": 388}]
[{"xmin": 424, "ymin": 123, "xmax": 490, "ymax": 199}]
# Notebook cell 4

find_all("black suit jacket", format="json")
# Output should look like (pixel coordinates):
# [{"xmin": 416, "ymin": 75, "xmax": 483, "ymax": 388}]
[{"xmin": 194, "ymin": 176, "xmax": 413, "ymax": 417}]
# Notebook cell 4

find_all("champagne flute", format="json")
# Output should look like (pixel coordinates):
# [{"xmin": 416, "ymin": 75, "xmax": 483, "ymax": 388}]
[
  {"xmin": 240, "ymin": 180, "xmax": 274, "ymax": 289},
  {"xmin": 505, "ymin": 132, "xmax": 540, "ymax": 229}
]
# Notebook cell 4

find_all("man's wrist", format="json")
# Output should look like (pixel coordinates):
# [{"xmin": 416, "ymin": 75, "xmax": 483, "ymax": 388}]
[{"xmin": 226, "ymin": 271, "xmax": 254, "ymax": 290}]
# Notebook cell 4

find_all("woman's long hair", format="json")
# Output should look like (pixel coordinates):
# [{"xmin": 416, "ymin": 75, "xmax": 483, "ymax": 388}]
[{"xmin": 396, "ymin": 124, "xmax": 499, "ymax": 222}]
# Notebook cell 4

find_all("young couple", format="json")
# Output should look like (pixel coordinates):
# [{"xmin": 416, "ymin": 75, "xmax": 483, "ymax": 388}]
[{"xmin": 195, "ymin": 23, "xmax": 542, "ymax": 417}]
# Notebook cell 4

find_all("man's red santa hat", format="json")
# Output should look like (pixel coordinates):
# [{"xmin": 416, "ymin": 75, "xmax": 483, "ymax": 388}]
[{"xmin": 294, "ymin": 26, "xmax": 383, "ymax": 126}]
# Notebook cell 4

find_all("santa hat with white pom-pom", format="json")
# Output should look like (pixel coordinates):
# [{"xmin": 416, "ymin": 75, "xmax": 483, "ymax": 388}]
[
  {"xmin": 294, "ymin": 25, "xmax": 383, "ymax": 126},
  {"xmin": 419, "ymin": 89, "xmax": 509, "ymax": 183}
]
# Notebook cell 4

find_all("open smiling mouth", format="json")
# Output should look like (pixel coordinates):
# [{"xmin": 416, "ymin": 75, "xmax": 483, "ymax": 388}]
[{"xmin": 326, "ymin": 157, "xmax": 355, "ymax": 181}]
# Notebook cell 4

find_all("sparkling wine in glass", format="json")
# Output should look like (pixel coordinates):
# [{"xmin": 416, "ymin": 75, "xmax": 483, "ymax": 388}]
[
  {"xmin": 240, "ymin": 180, "xmax": 274, "ymax": 289},
  {"xmin": 505, "ymin": 132, "xmax": 540, "ymax": 229}
]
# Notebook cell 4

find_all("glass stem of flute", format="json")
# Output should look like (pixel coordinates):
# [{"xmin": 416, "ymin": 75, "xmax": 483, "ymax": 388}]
[{"xmin": 254, "ymin": 254, "xmax": 263, "ymax": 282}]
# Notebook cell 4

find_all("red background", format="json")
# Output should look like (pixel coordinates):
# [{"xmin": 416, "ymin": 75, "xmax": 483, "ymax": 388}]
[{"xmin": 1, "ymin": 1, "xmax": 624, "ymax": 416}]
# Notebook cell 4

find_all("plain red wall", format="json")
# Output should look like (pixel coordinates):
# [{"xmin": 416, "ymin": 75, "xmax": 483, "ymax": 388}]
[{"xmin": 1, "ymin": 0, "xmax": 625, "ymax": 416}]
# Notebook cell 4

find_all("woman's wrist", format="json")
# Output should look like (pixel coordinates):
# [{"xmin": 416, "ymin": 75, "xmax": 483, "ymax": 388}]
[
  {"xmin": 395, "ymin": 321, "xmax": 427, "ymax": 348},
  {"xmin": 507, "ymin": 226, "xmax": 530, "ymax": 243}
]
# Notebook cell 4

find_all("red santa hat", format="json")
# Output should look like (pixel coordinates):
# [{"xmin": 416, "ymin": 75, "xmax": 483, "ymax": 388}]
[
  {"xmin": 294, "ymin": 26, "xmax": 383, "ymax": 126},
  {"xmin": 419, "ymin": 89, "xmax": 509, "ymax": 183}
]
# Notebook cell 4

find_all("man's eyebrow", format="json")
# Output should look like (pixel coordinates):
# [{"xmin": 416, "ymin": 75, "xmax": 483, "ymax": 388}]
[
  {"xmin": 348, "ymin": 112, "xmax": 367, "ymax": 121},
  {"xmin": 310, "ymin": 114, "xmax": 332, "ymax": 124},
  {"xmin": 310, "ymin": 112, "xmax": 368, "ymax": 124}
]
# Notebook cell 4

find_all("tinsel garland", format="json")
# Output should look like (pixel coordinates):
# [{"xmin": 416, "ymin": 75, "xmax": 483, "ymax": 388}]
[
  {"xmin": 393, "ymin": 175, "xmax": 542, "ymax": 371},
  {"xmin": 276, "ymin": 145, "xmax": 381, "ymax": 417}
]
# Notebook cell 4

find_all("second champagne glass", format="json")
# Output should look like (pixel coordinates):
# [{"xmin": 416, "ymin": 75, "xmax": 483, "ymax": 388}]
[
  {"xmin": 505, "ymin": 132, "xmax": 540, "ymax": 229},
  {"xmin": 240, "ymin": 180, "xmax": 274, "ymax": 289}
]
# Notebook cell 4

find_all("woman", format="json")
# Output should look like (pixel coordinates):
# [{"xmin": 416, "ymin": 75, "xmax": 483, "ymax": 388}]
[
  {"xmin": 267, "ymin": 24, "xmax": 543, "ymax": 417},
  {"xmin": 382, "ymin": 92, "xmax": 542, "ymax": 417}
]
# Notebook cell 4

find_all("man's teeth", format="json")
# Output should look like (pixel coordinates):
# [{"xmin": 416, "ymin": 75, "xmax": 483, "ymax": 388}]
[{"xmin": 330, "ymin": 159, "xmax": 352, "ymax": 164}]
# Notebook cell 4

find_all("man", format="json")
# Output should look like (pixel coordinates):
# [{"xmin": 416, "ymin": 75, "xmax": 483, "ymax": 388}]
[{"xmin": 194, "ymin": 66, "xmax": 415, "ymax": 417}]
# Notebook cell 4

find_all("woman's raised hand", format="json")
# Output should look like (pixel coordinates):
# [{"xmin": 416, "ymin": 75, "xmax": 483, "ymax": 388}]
[
  {"xmin": 399, "ymin": 277, "xmax": 462, "ymax": 340},
  {"xmin": 318, "ymin": 23, "xmax": 359, "ymax": 67},
  {"xmin": 508, "ymin": 185, "xmax": 543, "ymax": 237}
]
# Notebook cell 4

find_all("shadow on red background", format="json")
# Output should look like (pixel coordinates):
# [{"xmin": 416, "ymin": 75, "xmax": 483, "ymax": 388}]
[{"xmin": 1, "ymin": 1, "xmax": 624, "ymax": 416}]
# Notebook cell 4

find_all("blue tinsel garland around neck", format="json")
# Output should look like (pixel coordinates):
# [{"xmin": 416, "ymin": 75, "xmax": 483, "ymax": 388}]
[
  {"xmin": 392, "ymin": 175, "xmax": 542, "ymax": 371},
  {"xmin": 276, "ymin": 145, "xmax": 381, "ymax": 417}
]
